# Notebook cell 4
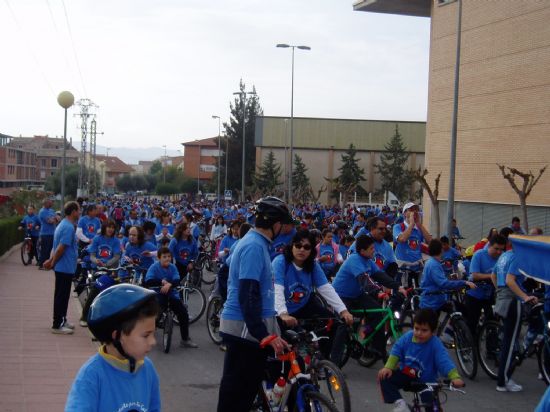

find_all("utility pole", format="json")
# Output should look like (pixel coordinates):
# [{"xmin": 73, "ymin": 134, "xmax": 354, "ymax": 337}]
[
  {"xmin": 162, "ymin": 145, "xmax": 167, "ymax": 183},
  {"xmin": 74, "ymin": 98, "xmax": 98, "ymax": 198}
]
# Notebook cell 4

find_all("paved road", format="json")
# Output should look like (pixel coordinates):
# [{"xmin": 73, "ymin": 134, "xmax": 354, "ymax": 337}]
[{"xmin": 148, "ymin": 278, "xmax": 547, "ymax": 412}]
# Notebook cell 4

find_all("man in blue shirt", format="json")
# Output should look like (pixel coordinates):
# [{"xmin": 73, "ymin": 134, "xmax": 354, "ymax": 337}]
[
  {"xmin": 38, "ymin": 198, "xmax": 59, "ymax": 269},
  {"xmin": 19, "ymin": 205, "xmax": 40, "ymax": 265},
  {"xmin": 44, "ymin": 201, "xmax": 80, "ymax": 334},
  {"xmin": 218, "ymin": 197, "xmax": 293, "ymax": 412}
]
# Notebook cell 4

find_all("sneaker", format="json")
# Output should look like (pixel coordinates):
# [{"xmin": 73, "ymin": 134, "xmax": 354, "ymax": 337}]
[
  {"xmin": 79, "ymin": 320, "xmax": 88, "ymax": 327},
  {"xmin": 62, "ymin": 320, "xmax": 75, "ymax": 330},
  {"xmin": 538, "ymin": 373, "xmax": 544, "ymax": 381},
  {"xmin": 180, "ymin": 339, "xmax": 199, "ymax": 348},
  {"xmin": 392, "ymin": 398, "xmax": 408, "ymax": 412},
  {"xmin": 496, "ymin": 379, "xmax": 523, "ymax": 392},
  {"xmin": 51, "ymin": 326, "xmax": 74, "ymax": 335}
]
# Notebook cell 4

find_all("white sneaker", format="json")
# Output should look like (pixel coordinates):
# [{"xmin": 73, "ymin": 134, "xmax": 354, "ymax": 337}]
[
  {"xmin": 496, "ymin": 379, "xmax": 523, "ymax": 392},
  {"xmin": 391, "ymin": 398, "xmax": 408, "ymax": 412},
  {"xmin": 51, "ymin": 326, "xmax": 74, "ymax": 335},
  {"xmin": 79, "ymin": 320, "xmax": 88, "ymax": 327},
  {"xmin": 62, "ymin": 320, "xmax": 75, "ymax": 330}
]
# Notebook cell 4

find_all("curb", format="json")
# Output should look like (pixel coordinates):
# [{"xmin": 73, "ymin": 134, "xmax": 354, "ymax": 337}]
[{"xmin": 0, "ymin": 242, "xmax": 22, "ymax": 264}]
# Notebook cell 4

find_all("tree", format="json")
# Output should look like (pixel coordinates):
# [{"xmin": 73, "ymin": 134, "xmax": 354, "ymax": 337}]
[
  {"xmin": 327, "ymin": 144, "xmax": 366, "ymax": 204},
  {"xmin": 149, "ymin": 160, "xmax": 163, "ymax": 176},
  {"xmin": 410, "ymin": 167, "xmax": 442, "ymax": 236},
  {"xmin": 45, "ymin": 164, "xmax": 100, "ymax": 199},
  {"xmin": 497, "ymin": 164, "xmax": 547, "ymax": 232},
  {"xmin": 155, "ymin": 182, "xmax": 179, "ymax": 195},
  {"xmin": 375, "ymin": 125, "xmax": 413, "ymax": 201},
  {"xmin": 218, "ymin": 79, "xmax": 263, "ymax": 195},
  {"xmin": 254, "ymin": 150, "xmax": 283, "ymax": 196},
  {"xmin": 292, "ymin": 154, "xmax": 312, "ymax": 204}
]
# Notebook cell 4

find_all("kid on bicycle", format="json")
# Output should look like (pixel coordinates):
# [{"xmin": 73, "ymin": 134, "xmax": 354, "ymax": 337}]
[{"xmin": 378, "ymin": 308, "xmax": 465, "ymax": 412}]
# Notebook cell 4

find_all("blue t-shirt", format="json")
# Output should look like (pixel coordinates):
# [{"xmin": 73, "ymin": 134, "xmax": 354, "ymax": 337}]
[
  {"xmin": 495, "ymin": 251, "xmax": 524, "ymax": 295},
  {"xmin": 273, "ymin": 255, "xmax": 328, "ymax": 314},
  {"xmin": 39, "ymin": 207, "xmax": 56, "ymax": 236},
  {"xmin": 339, "ymin": 244, "xmax": 350, "ymax": 261},
  {"xmin": 168, "ymin": 238, "xmax": 198, "ymax": 266},
  {"xmin": 222, "ymin": 230, "xmax": 276, "ymax": 320},
  {"xmin": 441, "ymin": 247, "xmax": 461, "ymax": 276},
  {"xmin": 390, "ymin": 331, "xmax": 457, "ymax": 382},
  {"xmin": 124, "ymin": 241, "xmax": 157, "ymax": 270},
  {"xmin": 78, "ymin": 215, "xmax": 101, "ymax": 241},
  {"xmin": 332, "ymin": 253, "xmax": 379, "ymax": 299},
  {"xmin": 393, "ymin": 223, "xmax": 424, "ymax": 265},
  {"xmin": 319, "ymin": 242, "xmax": 337, "ymax": 273},
  {"xmin": 270, "ymin": 228, "xmax": 297, "ymax": 261},
  {"xmin": 65, "ymin": 353, "xmax": 161, "ymax": 412},
  {"xmin": 219, "ymin": 235, "xmax": 239, "ymax": 264},
  {"xmin": 146, "ymin": 262, "xmax": 180, "ymax": 298},
  {"xmin": 88, "ymin": 235, "xmax": 121, "ymax": 266},
  {"xmin": 420, "ymin": 257, "xmax": 466, "ymax": 311},
  {"xmin": 154, "ymin": 223, "xmax": 174, "ymax": 236},
  {"xmin": 21, "ymin": 214, "xmax": 40, "ymax": 237},
  {"xmin": 349, "ymin": 237, "xmax": 396, "ymax": 272},
  {"xmin": 53, "ymin": 218, "xmax": 78, "ymax": 274},
  {"xmin": 466, "ymin": 248, "xmax": 498, "ymax": 300}
]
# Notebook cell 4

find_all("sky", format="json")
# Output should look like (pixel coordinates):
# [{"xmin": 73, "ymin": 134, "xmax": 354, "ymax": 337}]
[{"xmin": 0, "ymin": 0, "xmax": 430, "ymax": 162}]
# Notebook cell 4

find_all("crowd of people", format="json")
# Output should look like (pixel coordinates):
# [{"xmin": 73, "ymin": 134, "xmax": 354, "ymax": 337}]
[{"xmin": 17, "ymin": 194, "xmax": 550, "ymax": 411}]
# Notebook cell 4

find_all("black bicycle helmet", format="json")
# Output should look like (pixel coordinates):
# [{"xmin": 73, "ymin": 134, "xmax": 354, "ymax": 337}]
[
  {"xmin": 255, "ymin": 196, "xmax": 293, "ymax": 225},
  {"xmin": 336, "ymin": 220, "xmax": 348, "ymax": 230}
]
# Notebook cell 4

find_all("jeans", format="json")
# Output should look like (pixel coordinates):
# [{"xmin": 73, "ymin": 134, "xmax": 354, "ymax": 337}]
[
  {"xmin": 39, "ymin": 235, "xmax": 54, "ymax": 266},
  {"xmin": 53, "ymin": 271, "xmax": 73, "ymax": 328},
  {"xmin": 379, "ymin": 370, "xmax": 433, "ymax": 406}
]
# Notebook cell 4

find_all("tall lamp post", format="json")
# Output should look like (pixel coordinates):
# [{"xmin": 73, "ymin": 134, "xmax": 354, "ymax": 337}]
[
  {"xmin": 276, "ymin": 43, "xmax": 311, "ymax": 204},
  {"xmin": 212, "ymin": 115, "xmax": 221, "ymax": 203},
  {"xmin": 233, "ymin": 89, "xmax": 256, "ymax": 203},
  {"xmin": 162, "ymin": 145, "xmax": 167, "ymax": 183},
  {"xmin": 57, "ymin": 91, "xmax": 74, "ymax": 209},
  {"xmin": 224, "ymin": 133, "xmax": 229, "ymax": 195}
]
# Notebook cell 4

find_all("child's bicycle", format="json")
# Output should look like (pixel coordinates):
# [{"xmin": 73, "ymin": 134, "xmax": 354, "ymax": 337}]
[
  {"xmin": 147, "ymin": 286, "xmax": 177, "ymax": 354},
  {"xmin": 404, "ymin": 380, "xmax": 466, "ymax": 412},
  {"xmin": 252, "ymin": 330, "xmax": 339, "ymax": 412},
  {"xmin": 20, "ymin": 231, "xmax": 37, "ymax": 266},
  {"xmin": 175, "ymin": 269, "xmax": 206, "ymax": 324}
]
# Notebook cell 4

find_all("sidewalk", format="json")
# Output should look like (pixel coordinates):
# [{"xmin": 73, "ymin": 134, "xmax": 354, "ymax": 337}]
[{"xmin": 0, "ymin": 246, "xmax": 96, "ymax": 412}]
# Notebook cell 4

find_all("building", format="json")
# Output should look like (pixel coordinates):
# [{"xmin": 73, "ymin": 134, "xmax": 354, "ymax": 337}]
[
  {"xmin": 95, "ymin": 155, "xmax": 134, "ymax": 193},
  {"xmin": 354, "ymin": 0, "xmax": 550, "ymax": 239},
  {"xmin": 254, "ymin": 116, "xmax": 426, "ymax": 204},
  {"xmin": 181, "ymin": 137, "xmax": 220, "ymax": 185},
  {"xmin": 6, "ymin": 135, "xmax": 79, "ymax": 181},
  {"xmin": 0, "ymin": 133, "xmax": 40, "ymax": 194}
]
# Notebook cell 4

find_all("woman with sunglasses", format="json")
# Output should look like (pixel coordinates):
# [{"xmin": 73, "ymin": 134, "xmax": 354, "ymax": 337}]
[{"xmin": 273, "ymin": 230, "xmax": 353, "ymax": 364}]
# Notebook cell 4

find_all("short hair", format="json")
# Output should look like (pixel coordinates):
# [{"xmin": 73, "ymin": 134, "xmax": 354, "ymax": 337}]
[
  {"xmin": 321, "ymin": 228, "xmax": 332, "ymax": 237},
  {"xmin": 100, "ymin": 219, "xmax": 117, "ymax": 236},
  {"xmin": 413, "ymin": 309, "xmax": 438, "ymax": 332},
  {"xmin": 367, "ymin": 217, "xmax": 384, "ymax": 231},
  {"xmin": 489, "ymin": 234, "xmax": 507, "ymax": 246},
  {"xmin": 119, "ymin": 297, "xmax": 160, "ymax": 339},
  {"xmin": 239, "ymin": 223, "xmax": 252, "ymax": 238},
  {"xmin": 143, "ymin": 220, "xmax": 156, "ymax": 233},
  {"xmin": 440, "ymin": 236, "xmax": 450, "ymax": 244},
  {"xmin": 355, "ymin": 235, "xmax": 375, "ymax": 253},
  {"xmin": 64, "ymin": 201, "xmax": 79, "ymax": 216},
  {"xmin": 499, "ymin": 227, "xmax": 514, "ymax": 238},
  {"xmin": 129, "ymin": 225, "xmax": 145, "ymax": 246},
  {"xmin": 157, "ymin": 246, "xmax": 172, "ymax": 259},
  {"xmin": 512, "ymin": 216, "xmax": 521, "ymax": 223},
  {"xmin": 341, "ymin": 235, "xmax": 355, "ymax": 245},
  {"xmin": 229, "ymin": 220, "xmax": 241, "ymax": 229},
  {"xmin": 428, "ymin": 239, "xmax": 442, "ymax": 256}
]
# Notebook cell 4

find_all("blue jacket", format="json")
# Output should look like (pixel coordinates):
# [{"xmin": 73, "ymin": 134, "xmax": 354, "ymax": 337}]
[{"xmin": 420, "ymin": 257, "xmax": 466, "ymax": 311}]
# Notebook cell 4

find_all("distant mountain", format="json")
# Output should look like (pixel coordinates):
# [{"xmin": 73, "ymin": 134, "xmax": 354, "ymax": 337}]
[{"xmin": 72, "ymin": 141, "xmax": 182, "ymax": 165}]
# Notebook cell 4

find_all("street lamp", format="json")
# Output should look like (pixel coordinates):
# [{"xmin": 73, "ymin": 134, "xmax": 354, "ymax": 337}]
[
  {"xmin": 57, "ymin": 91, "xmax": 74, "ymax": 208},
  {"xmin": 162, "ymin": 145, "xmax": 167, "ymax": 183},
  {"xmin": 224, "ymin": 133, "xmax": 229, "ymax": 195},
  {"xmin": 276, "ymin": 43, "xmax": 311, "ymax": 204},
  {"xmin": 233, "ymin": 89, "xmax": 256, "ymax": 203},
  {"xmin": 212, "ymin": 115, "xmax": 221, "ymax": 203}
]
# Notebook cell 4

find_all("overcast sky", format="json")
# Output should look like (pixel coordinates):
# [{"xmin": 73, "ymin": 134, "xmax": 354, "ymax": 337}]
[{"xmin": 0, "ymin": 0, "xmax": 430, "ymax": 158}]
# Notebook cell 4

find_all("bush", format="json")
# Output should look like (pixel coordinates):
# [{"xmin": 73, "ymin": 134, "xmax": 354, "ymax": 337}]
[
  {"xmin": 0, "ymin": 216, "xmax": 23, "ymax": 257},
  {"xmin": 155, "ymin": 182, "xmax": 179, "ymax": 195}
]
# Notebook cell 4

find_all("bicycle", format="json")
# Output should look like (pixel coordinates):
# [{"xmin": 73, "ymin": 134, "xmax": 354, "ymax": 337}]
[
  {"xmin": 206, "ymin": 294, "xmax": 223, "ymax": 345},
  {"xmin": 404, "ymin": 379, "xmax": 466, "ymax": 412},
  {"xmin": 20, "ymin": 233, "xmax": 35, "ymax": 266},
  {"xmin": 175, "ymin": 270, "xmax": 206, "ymax": 324},
  {"xmin": 148, "ymin": 286, "xmax": 176, "ymax": 354},
  {"xmin": 195, "ymin": 250, "xmax": 217, "ymax": 285},
  {"xmin": 252, "ymin": 330, "xmax": 339, "ymax": 412}
]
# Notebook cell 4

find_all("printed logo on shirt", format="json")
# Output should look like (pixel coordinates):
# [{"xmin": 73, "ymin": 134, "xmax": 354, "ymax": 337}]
[
  {"xmin": 287, "ymin": 283, "xmax": 309, "ymax": 304},
  {"xmin": 88, "ymin": 224, "xmax": 96, "ymax": 234},
  {"xmin": 129, "ymin": 253, "xmax": 141, "ymax": 265},
  {"xmin": 98, "ymin": 245, "xmax": 112, "ymax": 259},
  {"xmin": 321, "ymin": 251, "xmax": 334, "ymax": 263},
  {"xmin": 408, "ymin": 238, "xmax": 419, "ymax": 250},
  {"xmin": 442, "ymin": 259, "xmax": 453, "ymax": 269},
  {"xmin": 373, "ymin": 252, "xmax": 385, "ymax": 270},
  {"xmin": 273, "ymin": 242, "xmax": 286, "ymax": 255},
  {"xmin": 179, "ymin": 249, "xmax": 190, "ymax": 261},
  {"xmin": 27, "ymin": 223, "xmax": 33, "ymax": 230}
]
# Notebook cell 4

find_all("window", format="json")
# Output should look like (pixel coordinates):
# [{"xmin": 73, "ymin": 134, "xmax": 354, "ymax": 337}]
[
  {"xmin": 51, "ymin": 159, "xmax": 58, "ymax": 168},
  {"xmin": 201, "ymin": 148, "xmax": 221, "ymax": 157},
  {"xmin": 41, "ymin": 159, "xmax": 46, "ymax": 167},
  {"xmin": 50, "ymin": 171, "xmax": 55, "ymax": 176}
]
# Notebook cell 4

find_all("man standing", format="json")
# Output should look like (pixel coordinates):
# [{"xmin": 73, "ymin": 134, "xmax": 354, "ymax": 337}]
[
  {"xmin": 38, "ymin": 198, "xmax": 58, "ymax": 269},
  {"xmin": 509, "ymin": 216, "xmax": 526, "ymax": 235},
  {"xmin": 44, "ymin": 201, "xmax": 81, "ymax": 334}
]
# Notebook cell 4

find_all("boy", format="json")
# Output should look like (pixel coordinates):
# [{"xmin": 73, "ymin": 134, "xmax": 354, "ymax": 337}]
[
  {"xmin": 19, "ymin": 205, "xmax": 40, "ymax": 265},
  {"xmin": 144, "ymin": 247, "xmax": 198, "ymax": 348},
  {"xmin": 65, "ymin": 284, "xmax": 161, "ymax": 411},
  {"xmin": 378, "ymin": 309, "xmax": 465, "ymax": 412}
]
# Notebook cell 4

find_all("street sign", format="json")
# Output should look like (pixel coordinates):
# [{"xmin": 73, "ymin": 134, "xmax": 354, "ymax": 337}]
[{"xmin": 224, "ymin": 190, "xmax": 232, "ymax": 200}]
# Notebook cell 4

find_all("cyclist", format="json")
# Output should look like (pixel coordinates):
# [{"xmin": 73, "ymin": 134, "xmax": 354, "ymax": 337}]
[
  {"xmin": 169, "ymin": 222, "xmax": 198, "ymax": 280},
  {"xmin": 274, "ymin": 230, "xmax": 353, "ymax": 363},
  {"xmin": 218, "ymin": 220, "xmax": 240, "ymax": 263},
  {"xmin": 123, "ymin": 225, "xmax": 157, "ymax": 282},
  {"xmin": 217, "ymin": 196, "xmax": 293, "ymax": 412},
  {"xmin": 332, "ymin": 235, "xmax": 406, "ymax": 363},
  {"xmin": 440, "ymin": 236, "xmax": 462, "ymax": 278},
  {"xmin": 144, "ymin": 247, "xmax": 198, "ymax": 348},
  {"xmin": 66, "ymin": 284, "xmax": 161, "ymax": 411},
  {"xmin": 316, "ymin": 228, "xmax": 343, "ymax": 280},
  {"xmin": 378, "ymin": 308, "xmax": 465, "ymax": 412},
  {"xmin": 19, "ymin": 205, "xmax": 40, "ymax": 265}
]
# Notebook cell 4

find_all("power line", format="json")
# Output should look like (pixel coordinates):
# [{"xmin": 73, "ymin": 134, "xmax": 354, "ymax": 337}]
[{"xmin": 60, "ymin": 0, "xmax": 87, "ymax": 97}]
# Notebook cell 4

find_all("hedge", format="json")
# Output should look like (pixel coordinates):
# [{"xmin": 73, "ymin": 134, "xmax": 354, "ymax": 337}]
[{"xmin": 0, "ymin": 216, "xmax": 23, "ymax": 257}]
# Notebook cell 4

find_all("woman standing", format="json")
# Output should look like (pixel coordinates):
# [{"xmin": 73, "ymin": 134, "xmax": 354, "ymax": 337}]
[{"xmin": 169, "ymin": 222, "xmax": 198, "ymax": 280}]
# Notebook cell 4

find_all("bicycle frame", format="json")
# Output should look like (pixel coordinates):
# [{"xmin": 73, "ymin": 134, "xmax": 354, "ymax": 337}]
[{"xmin": 349, "ymin": 306, "xmax": 401, "ymax": 347}]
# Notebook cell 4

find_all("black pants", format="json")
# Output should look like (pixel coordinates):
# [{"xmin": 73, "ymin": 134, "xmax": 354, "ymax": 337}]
[
  {"xmin": 342, "ymin": 294, "xmax": 386, "ymax": 358},
  {"xmin": 157, "ymin": 294, "xmax": 190, "ymax": 340},
  {"xmin": 39, "ymin": 235, "xmax": 53, "ymax": 266},
  {"xmin": 464, "ymin": 294, "xmax": 494, "ymax": 336},
  {"xmin": 217, "ymin": 337, "xmax": 268, "ymax": 412},
  {"xmin": 379, "ymin": 370, "xmax": 433, "ymax": 407},
  {"xmin": 497, "ymin": 300, "xmax": 522, "ymax": 387},
  {"xmin": 53, "ymin": 271, "xmax": 73, "ymax": 328}
]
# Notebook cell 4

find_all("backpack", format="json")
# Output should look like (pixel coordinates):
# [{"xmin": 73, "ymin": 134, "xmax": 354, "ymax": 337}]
[{"xmin": 114, "ymin": 207, "xmax": 124, "ymax": 221}]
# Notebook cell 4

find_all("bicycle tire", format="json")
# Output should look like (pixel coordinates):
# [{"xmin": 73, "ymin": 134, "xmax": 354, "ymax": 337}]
[
  {"xmin": 181, "ymin": 286, "xmax": 206, "ymax": 324},
  {"xmin": 477, "ymin": 320, "xmax": 500, "ymax": 380},
  {"xmin": 537, "ymin": 341, "xmax": 550, "ymax": 385},
  {"xmin": 20, "ymin": 240, "xmax": 31, "ymax": 265},
  {"xmin": 201, "ymin": 260, "xmax": 217, "ymax": 285},
  {"xmin": 293, "ymin": 390, "xmax": 340, "ymax": 412},
  {"xmin": 357, "ymin": 347, "xmax": 379, "ymax": 368},
  {"xmin": 163, "ymin": 311, "xmax": 173, "ymax": 354},
  {"xmin": 311, "ymin": 359, "xmax": 351, "ymax": 412},
  {"xmin": 206, "ymin": 296, "xmax": 223, "ymax": 345},
  {"xmin": 453, "ymin": 317, "xmax": 477, "ymax": 379}
]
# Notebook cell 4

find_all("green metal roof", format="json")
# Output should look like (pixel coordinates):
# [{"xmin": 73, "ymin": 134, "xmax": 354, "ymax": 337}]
[{"xmin": 255, "ymin": 116, "xmax": 425, "ymax": 152}]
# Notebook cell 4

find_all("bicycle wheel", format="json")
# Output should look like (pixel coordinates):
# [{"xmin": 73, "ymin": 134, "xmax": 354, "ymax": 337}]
[
  {"xmin": 293, "ymin": 390, "xmax": 339, "ymax": 412},
  {"xmin": 477, "ymin": 320, "xmax": 500, "ymax": 380},
  {"xmin": 537, "ymin": 341, "xmax": 550, "ymax": 385},
  {"xmin": 201, "ymin": 259, "xmax": 217, "ymax": 285},
  {"xmin": 206, "ymin": 296, "xmax": 223, "ymax": 344},
  {"xmin": 181, "ymin": 286, "xmax": 206, "ymax": 324},
  {"xmin": 162, "ymin": 310, "xmax": 173, "ymax": 354},
  {"xmin": 453, "ymin": 317, "xmax": 477, "ymax": 379},
  {"xmin": 21, "ymin": 240, "xmax": 31, "ymax": 265},
  {"xmin": 311, "ymin": 359, "xmax": 351, "ymax": 412}
]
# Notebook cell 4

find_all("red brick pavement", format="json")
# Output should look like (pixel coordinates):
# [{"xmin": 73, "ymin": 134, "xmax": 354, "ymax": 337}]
[{"xmin": 0, "ymin": 247, "xmax": 96, "ymax": 412}]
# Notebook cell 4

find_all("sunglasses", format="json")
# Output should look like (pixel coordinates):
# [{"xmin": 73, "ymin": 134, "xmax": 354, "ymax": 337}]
[{"xmin": 293, "ymin": 243, "xmax": 312, "ymax": 251}]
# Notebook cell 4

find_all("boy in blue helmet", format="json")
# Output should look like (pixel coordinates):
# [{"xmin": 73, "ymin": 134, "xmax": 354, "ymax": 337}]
[{"xmin": 65, "ymin": 284, "xmax": 161, "ymax": 412}]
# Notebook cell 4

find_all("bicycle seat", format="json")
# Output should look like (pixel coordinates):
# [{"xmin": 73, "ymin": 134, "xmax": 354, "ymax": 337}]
[{"xmin": 282, "ymin": 329, "xmax": 302, "ymax": 344}]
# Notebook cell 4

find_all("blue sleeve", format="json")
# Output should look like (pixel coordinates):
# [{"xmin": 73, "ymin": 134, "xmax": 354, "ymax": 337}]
[
  {"xmin": 312, "ymin": 263, "xmax": 329, "ymax": 287},
  {"xmin": 238, "ymin": 245, "xmax": 264, "ymax": 281},
  {"xmin": 433, "ymin": 338, "xmax": 458, "ymax": 376},
  {"xmin": 145, "ymin": 264, "xmax": 158, "ymax": 282},
  {"xmin": 64, "ymin": 362, "xmax": 99, "ymax": 412},
  {"xmin": 59, "ymin": 225, "xmax": 74, "ymax": 247},
  {"xmin": 470, "ymin": 252, "xmax": 482, "ymax": 273},
  {"xmin": 272, "ymin": 255, "xmax": 286, "ymax": 286},
  {"xmin": 426, "ymin": 262, "xmax": 466, "ymax": 290},
  {"xmin": 88, "ymin": 236, "xmax": 99, "ymax": 254},
  {"xmin": 393, "ymin": 224, "xmax": 403, "ymax": 243},
  {"xmin": 168, "ymin": 264, "xmax": 180, "ymax": 283},
  {"xmin": 389, "ymin": 331, "xmax": 407, "ymax": 359}
]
